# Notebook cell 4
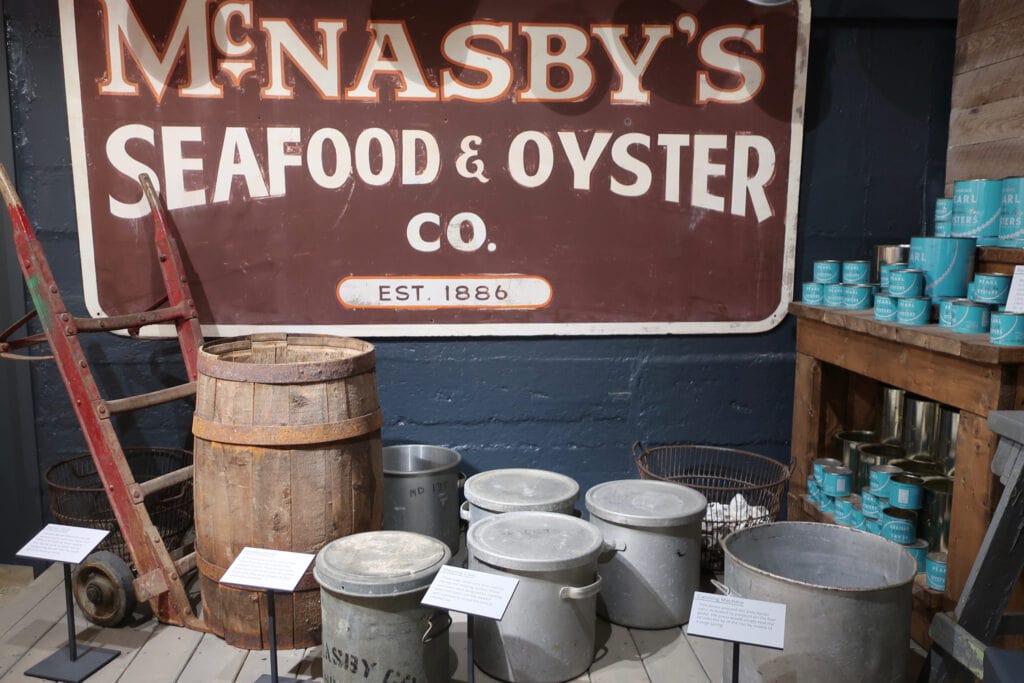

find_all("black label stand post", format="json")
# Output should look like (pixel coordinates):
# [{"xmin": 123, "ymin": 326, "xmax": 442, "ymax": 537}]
[
  {"xmin": 25, "ymin": 563, "xmax": 119, "ymax": 682},
  {"xmin": 254, "ymin": 589, "xmax": 302, "ymax": 683}
]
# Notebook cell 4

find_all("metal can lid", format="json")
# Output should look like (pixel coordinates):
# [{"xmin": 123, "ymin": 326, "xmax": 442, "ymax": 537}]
[
  {"xmin": 977, "ymin": 273, "xmax": 1011, "ymax": 280},
  {"xmin": 584, "ymin": 480, "xmax": 707, "ymax": 528},
  {"xmin": 907, "ymin": 538, "xmax": 930, "ymax": 550},
  {"xmin": 467, "ymin": 511, "xmax": 603, "ymax": 572},
  {"xmin": 891, "ymin": 473, "xmax": 924, "ymax": 486},
  {"xmin": 813, "ymin": 457, "xmax": 843, "ymax": 467},
  {"xmin": 382, "ymin": 444, "xmax": 461, "ymax": 477},
  {"xmin": 844, "ymin": 260, "xmax": 872, "ymax": 265},
  {"xmin": 954, "ymin": 300, "xmax": 990, "ymax": 309},
  {"xmin": 314, "ymin": 531, "xmax": 450, "ymax": 597},
  {"xmin": 464, "ymin": 468, "xmax": 579, "ymax": 513},
  {"xmin": 815, "ymin": 259, "xmax": 841, "ymax": 264},
  {"xmin": 822, "ymin": 465, "xmax": 852, "ymax": 476},
  {"xmin": 882, "ymin": 506, "xmax": 917, "ymax": 521},
  {"xmin": 927, "ymin": 551, "xmax": 948, "ymax": 563}
]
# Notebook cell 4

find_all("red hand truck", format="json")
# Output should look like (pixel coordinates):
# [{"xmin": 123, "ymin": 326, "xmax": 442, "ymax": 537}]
[{"xmin": 0, "ymin": 164, "xmax": 208, "ymax": 631}]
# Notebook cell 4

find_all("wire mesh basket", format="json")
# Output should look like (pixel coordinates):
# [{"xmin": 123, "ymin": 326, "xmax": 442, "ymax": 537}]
[
  {"xmin": 44, "ymin": 447, "xmax": 194, "ymax": 567},
  {"xmin": 634, "ymin": 443, "xmax": 791, "ymax": 572}
]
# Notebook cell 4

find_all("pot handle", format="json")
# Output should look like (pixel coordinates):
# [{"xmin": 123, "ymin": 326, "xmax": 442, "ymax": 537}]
[
  {"xmin": 559, "ymin": 575, "xmax": 602, "ymax": 601},
  {"xmin": 599, "ymin": 538, "xmax": 626, "ymax": 562},
  {"xmin": 422, "ymin": 610, "xmax": 453, "ymax": 644},
  {"xmin": 710, "ymin": 579, "xmax": 733, "ymax": 597},
  {"xmin": 632, "ymin": 441, "xmax": 644, "ymax": 461},
  {"xmin": 459, "ymin": 501, "xmax": 471, "ymax": 522},
  {"xmin": 457, "ymin": 471, "xmax": 467, "ymax": 489}
]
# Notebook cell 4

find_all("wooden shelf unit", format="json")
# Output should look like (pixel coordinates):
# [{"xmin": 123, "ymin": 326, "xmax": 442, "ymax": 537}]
[{"xmin": 787, "ymin": 302, "xmax": 1024, "ymax": 645}]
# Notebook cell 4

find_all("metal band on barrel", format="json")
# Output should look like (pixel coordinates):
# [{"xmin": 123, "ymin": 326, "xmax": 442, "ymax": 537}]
[{"xmin": 192, "ymin": 409, "xmax": 383, "ymax": 446}]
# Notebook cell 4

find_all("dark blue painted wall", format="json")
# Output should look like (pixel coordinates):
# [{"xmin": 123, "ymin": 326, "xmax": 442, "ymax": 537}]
[{"xmin": 0, "ymin": 2, "xmax": 956, "ymax": 561}]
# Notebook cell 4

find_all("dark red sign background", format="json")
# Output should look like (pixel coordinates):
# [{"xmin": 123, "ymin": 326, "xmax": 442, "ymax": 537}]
[{"xmin": 61, "ymin": 0, "xmax": 807, "ymax": 335}]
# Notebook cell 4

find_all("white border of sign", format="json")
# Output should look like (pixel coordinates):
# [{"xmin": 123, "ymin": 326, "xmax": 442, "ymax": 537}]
[{"xmin": 58, "ymin": 0, "xmax": 809, "ymax": 338}]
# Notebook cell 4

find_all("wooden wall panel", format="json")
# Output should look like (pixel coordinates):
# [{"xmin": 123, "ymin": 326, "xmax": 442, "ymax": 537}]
[
  {"xmin": 946, "ymin": 0, "xmax": 1024, "ymax": 185},
  {"xmin": 956, "ymin": 0, "xmax": 1024, "ymax": 37},
  {"xmin": 950, "ymin": 55, "xmax": 1024, "ymax": 108}
]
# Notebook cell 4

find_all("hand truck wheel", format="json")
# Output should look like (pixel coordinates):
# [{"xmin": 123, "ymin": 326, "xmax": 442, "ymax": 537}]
[{"xmin": 72, "ymin": 551, "xmax": 137, "ymax": 627}]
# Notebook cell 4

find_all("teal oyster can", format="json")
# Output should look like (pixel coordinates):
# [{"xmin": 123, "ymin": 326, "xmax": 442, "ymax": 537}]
[
  {"xmin": 909, "ymin": 237, "xmax": 977, "ymax": 301},
  {"xmin": 844, "ymin": 284, "xmax": 874, "ymax": 310},
  {"xmin": 813, "ymin": 260, "xmax": 842, "ymax": 285},
  {"xmin": 971, "ymin": 273, "xmax": 1011, "ymax": 304},
  {"xmin": 822, "ymin": 465, "xmax": 853, "ymax": 497},
  {"xmin": 802, "ymin": 282, "xmax": 824, "ymax": 305},
  {"xmin": 935, "ymin": 197, "xmax": 953, "ymax": 223},
  {"xmin": 926, "ymin": 551, "xmax": 947, "ymax": 591},
  {"xmin": 879, "ymin": 262, "xmax": 907, "ymax": 290},
  {"xmin": 897, "ymin": 297, "xmax": 931, "ymax": 326},
  {"xmin": 953, "ymin": 179, "xmax": 1002, "ymax": 239},
  {"xmin": 861, "ymin": 487, "xmax": 881, "ymax": 519},
  {"xmin": 990, "ymin": 312, "xmax": 1024, "ymax": 346},
  {"xmin": 888, "ymin": 473, "xmax": 925, "ymax": 510},
  {"xmin": 869, "ymin": 464, "xmax": 903, "ymax": 498},
  {"xmin": 938, "ymin": 298, "xmax": 962, "ymax": 328},
  {"xmin": 824, "ymin": 284, "xmax": 846, "ymax": 308},
  {"xmin": 999, "ymin": 177, "xmax": 1024, "ymax": 241},
  {"xmin": 888, "ymin": 269, "xmax": 925, "ymax": 298},
  {"xmin": 842, "ymin": 260, "xmax": 872, "ymax": 285},
  {"xmin": 906, "ymin": 539, "xmax": 929, "ymax": 574},
  {"xmin": 881, "ymin": 507, "xmax": 917, "ymax": 544},
  {"xmin": 874, "ymin": 294, "xmax": 897, "ymax": 322},
  {"xmin": 951, "ymin": 300, "xmax": 991, "ymax": 334},
  {"xmin": 813, "ymin": 458, "xmax": 843, "ymax": 482}
]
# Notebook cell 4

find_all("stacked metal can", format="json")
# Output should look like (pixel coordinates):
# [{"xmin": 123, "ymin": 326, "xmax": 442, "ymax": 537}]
[
  {"xmin": 802, "ymin": 259, "xmax": 877, "ymax": 310},
  {"xmin": 947, "ymin": 176, "xmax": 1024, "ymax": 247},
  {"xmin": 806, "ymin": 388, "xmax": 956, "ymax": 590},
  {"xmin": 1000, "ymin": 178, "xmax": 1024, "ymax": 246},
  {"xmin": 952, "ymin": 179, "xmax": 1001, "ymax": 246},
  {"xmin": 940, "ymin": 269, "xmax": 1024, "ymax": 345}
]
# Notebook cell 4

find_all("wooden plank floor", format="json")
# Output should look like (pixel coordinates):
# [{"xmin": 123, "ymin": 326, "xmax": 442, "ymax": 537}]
[{"xmin": 0, "ymin": 565, "xmax": 722, "ymax": 682}]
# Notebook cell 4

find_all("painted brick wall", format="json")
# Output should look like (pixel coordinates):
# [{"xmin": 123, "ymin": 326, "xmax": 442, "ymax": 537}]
[{"xmin": 1, "ymin": 2, "xmax": 955, "ymax": 558}]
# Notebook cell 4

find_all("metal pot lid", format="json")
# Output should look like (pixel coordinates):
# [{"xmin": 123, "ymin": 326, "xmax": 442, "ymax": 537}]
[
  {"xmin": 584, "ymin": 480, "xmax": 707, "ymax": 528},
  {"xmin": 314, "ymin": 531, "xmax": 450, "ymax": 597},
  {"xmin": 464, "ymin": 468, "xmax": 579, "ymax": 513},
  {"xmin": 467, "ymin": 511, "xmax": 603, "ymax": 572}
]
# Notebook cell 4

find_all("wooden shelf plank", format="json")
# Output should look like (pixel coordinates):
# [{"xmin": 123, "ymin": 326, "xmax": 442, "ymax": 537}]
[
  {"xmin": 793, "ymin": 317, "xmax": 1012, "ymax": 415},
  {"xmin": 790, "ymin": 304, "xmax": 1024, "ymax": 365}
]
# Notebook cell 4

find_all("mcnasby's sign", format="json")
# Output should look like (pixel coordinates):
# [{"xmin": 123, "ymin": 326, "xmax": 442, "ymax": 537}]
[{"xmin": 59, "ymin": 0, "xmax": 808, "ymax": 336}]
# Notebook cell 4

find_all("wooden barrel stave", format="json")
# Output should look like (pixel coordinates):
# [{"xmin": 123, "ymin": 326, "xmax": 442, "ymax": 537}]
[{"xmin": 194, "ymin": 334, "xmax": 382, "ymax": 649}]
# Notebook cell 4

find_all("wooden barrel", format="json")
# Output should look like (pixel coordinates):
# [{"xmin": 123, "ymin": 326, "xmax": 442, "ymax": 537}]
[{"xmin": 192, "ymin": 333, "xmax": 383, "ymax": 649}]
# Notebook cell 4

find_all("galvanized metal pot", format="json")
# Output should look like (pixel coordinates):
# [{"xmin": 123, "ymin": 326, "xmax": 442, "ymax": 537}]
[
  {"xmin": 461, "ymin": 468, "xmax": 579, "ymax": 525},
  {"xmin": 721, "ymin": 522, "xmax": 916, "ymax": 683},
  {"xmin": 586, "ymin": 480, "xmax": 707, "ymax": 628},
  {"xmin": 382, "ymin": 445, "xmax": 462, "ymax": 554},
  {"xmin": 468, "ymin": 511, "xmax": 603, "ymax": 683},
  {"xmin": 315, "ymin": 531, "xmax": 452, "ymax": 683}
]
